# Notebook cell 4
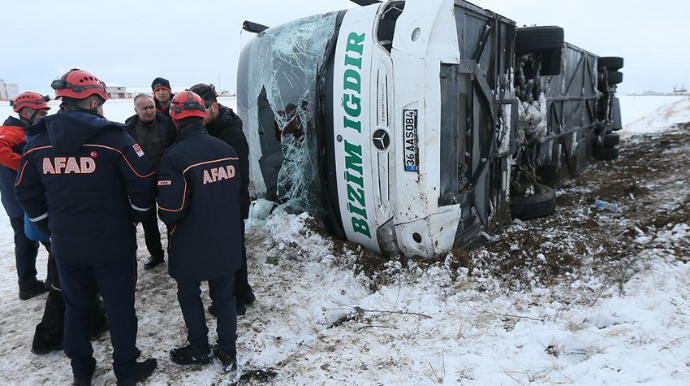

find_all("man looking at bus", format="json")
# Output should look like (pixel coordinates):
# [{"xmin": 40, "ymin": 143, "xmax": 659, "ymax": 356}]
[{"xmin": 157, "ymin": 91, "xmax": 241, "ymax": 373}]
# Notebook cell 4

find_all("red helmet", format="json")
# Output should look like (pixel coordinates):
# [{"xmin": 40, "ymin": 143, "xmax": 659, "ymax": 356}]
[
  {"xmin": 169, "ymin": 91, "xmax": 207, "ymax": 120},
  {"xmin": 10, "ymin": 92, "xmax": 51, "ymax": 113},
  {"xmin": 51, "ymin": 68, "xmax": 108, "ymax": 100}
]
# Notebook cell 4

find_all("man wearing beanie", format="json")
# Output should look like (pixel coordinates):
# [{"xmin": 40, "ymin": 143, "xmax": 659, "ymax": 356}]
[{"xmin": 151, "ymin": 77, "xmax": 174, "ymax": 118}]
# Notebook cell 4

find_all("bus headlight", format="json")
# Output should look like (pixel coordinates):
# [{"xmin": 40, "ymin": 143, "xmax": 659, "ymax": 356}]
[{"xmin": 376, "ymin": 218, "xmax": 401, "ymax": 257}]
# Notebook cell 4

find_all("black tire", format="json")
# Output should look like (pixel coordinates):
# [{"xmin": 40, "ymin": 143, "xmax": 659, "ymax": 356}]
[
  {"xmin": 598, "ymin": 56, "xmax": 624, "ymax": 71},
  {"xmin": 603, "ymin": 133, "xmax": 620, "ymax": 147},
  {"xmin": 607, "ymin": 71, "xmax": 623, "ymax": 85},
  {"xmin": 511, "ymin": 184, "xmax": 557, "ymax": 221},
  {"xmin": 594, "ymin": 146, "xmax": 619, "ymax": 161},
  {"xmin": 516, "ymin": 26, "xmax": 565, "ymax": 53}
]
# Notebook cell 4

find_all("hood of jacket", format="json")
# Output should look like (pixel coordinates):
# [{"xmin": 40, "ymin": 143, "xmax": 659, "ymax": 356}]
[{"xmin": 31, "ymin": 110, "xmax": 127, "ymax": 153}]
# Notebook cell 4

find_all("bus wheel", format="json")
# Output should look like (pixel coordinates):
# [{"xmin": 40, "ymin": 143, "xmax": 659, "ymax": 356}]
[
  {"xmin": 598, "ymin": 56, "xmax": 624, "ymax": 71},
  {"xmin": 603, "ymin": 133, "xmax": 620, "ymax": 147},
  {"xmin": 510, "ymin": 184, "xmax": 557, "ymax": 221},
  {"xmin": 607, "ymin": 71, "xmax": 623, "ymax": 85},
  {"xmin": 594, "ymin": 146, "xmax": 620, "ymax": 161}
]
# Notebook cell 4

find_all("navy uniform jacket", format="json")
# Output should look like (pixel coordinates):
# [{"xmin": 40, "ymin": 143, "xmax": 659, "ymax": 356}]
[
  {"xmin": 157, "ymin": 124, "xmax": 242, "ymax": 281},
  {"xmin": 15, "ymin": 110, "xmax": 156, "ymax": 263}
]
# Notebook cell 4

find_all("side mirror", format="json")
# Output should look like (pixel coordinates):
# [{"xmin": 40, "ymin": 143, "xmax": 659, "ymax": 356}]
[{"xmin": 242, "ymin": 20, "xmax": 269, "ymax": 34}]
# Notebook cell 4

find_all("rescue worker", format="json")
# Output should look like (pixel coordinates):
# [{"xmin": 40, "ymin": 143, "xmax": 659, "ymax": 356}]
[
  {"xmin": 151, "ymin": 77, "xmax": 173, "ymax": 118},
  {"xmin": 125, "ymin": 94, "xmax": 176, "ymax": 269},
  {"xmin": 1, "ymin": 92, "xmax": 108, "ymax": 354},
  {"xmin": 188, "ymin": 83, "xmax": 255, "ymax": 316},
  {"xmin": 0, "ymin": 92, "xmax": 50, "ymax": 300},
  {"xmin": 15, "ymin": 68, "xmax": 157, "ymax": 386},
  {"xmin": 157, "ymin": 91, "xmax": 241, "ymax": 372}
]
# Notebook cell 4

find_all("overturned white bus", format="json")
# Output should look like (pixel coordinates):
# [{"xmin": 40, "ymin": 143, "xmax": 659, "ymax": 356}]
[{"xmin": 237, "ymin": 0, "xmax": 623, "ymax": 258}]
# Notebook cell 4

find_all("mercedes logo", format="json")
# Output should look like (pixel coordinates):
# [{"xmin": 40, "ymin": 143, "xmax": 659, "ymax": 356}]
[{"xmin": 372, "ymin": 129, "xmax": 390, "ymax": 150}]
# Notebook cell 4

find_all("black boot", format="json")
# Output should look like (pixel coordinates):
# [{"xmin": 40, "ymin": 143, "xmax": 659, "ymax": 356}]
[
  {"xmin": 213, "ymin": 345, "xmax": 237, "ymax": 373},
  {"xmin": 244, "ymin": 290, "xmax": 256, "ymax": 306},
  {"xmin": 19, "ymin": 280, "xmax": 48, "ymax": 300},
  {"xmin": 116, "ymin": 358, "xmax": 157, "ymax": 386},
  {"xmin": 72, "ymin": 375, "xmax": 92, "ymax": 386},
  {"xmin": 31, "ymin": 332, "xmax": 63, "ymax": 355},
  {"xmin": 170, "ymin": 344, "xmax": 213, "ymax": 365},
  {"xmin": 143, "ymin": 254, "xmax": 164, "ymax": 269}
]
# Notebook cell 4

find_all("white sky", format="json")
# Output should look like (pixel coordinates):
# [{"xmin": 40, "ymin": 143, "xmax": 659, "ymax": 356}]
[{"xmin": 1, "ymin": 0, "xmax": 688, "ymax": 95}]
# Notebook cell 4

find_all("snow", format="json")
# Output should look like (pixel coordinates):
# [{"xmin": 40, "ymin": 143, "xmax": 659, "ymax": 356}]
[
  {"xmin": 621, "ymin": 95, "xmax": 690, "ymax": 134},
  {"xmin": 0, "ymin": 96, "xmax": 689, "ymax": 385}
]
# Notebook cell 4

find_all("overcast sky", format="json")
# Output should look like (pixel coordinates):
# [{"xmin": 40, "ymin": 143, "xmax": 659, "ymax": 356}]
[{"xmin": 1, "ymin": 0, "xmax": 687, "ymax": 95}]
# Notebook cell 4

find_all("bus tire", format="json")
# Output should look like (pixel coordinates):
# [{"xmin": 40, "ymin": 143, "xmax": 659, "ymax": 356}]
[
  {"xmin": 598, "ymin": 56, "xmax": 624, "ymax": 71},
  {"xmin": 511, "ymin": 184, "xmax": 557, "ymax": 221},
  {"xmin": 607, "ymin": 71, "xmax": 623, "ymax": 85},
  {"xmin": 516, "ymin": 26, "xmax": 564, "ymax": 53},
  {"xmin": 603, "ymin": 133, "xmax": 620, "ymax": 147},
  {"xmin": 594, "ymin": 146, "xmax": 619, "ymax": 161}
]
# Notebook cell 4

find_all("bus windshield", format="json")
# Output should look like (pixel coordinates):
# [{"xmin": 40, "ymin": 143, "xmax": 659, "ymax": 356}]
[{"xmin": 237, "ymin": 12, "xmax": 342, "ymax": 216}]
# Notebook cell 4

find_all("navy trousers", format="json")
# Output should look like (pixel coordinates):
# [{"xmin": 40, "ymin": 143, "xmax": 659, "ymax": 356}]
[
  {"xmin": 34, "ymin": 248, "xmax": 106, "ymax": 346},
  {"xmin": 57, "ymin": 254, "xmax": 141, "ymax": 381},
  {"xmin": 8, "ymin": 216, "xmax": 40, "ymax": 291},
  {"xmin": 176, "ymin": 273, "xmax": 237, "ymax": 355},
  {"xmin": 233, "ymin": 221, "xmax": 252, "ymax": 300}
]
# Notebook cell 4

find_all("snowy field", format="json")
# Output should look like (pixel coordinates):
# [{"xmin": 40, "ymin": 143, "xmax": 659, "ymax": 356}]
[{"xmin": 0, "ymin": 95, "xmax": 689, "ymax": 385}]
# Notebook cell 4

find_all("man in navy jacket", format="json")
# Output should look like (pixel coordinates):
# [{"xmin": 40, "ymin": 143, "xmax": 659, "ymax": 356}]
[
  {"xmin": 157, "ymin": 90, "xmax": 241, "ymax": 373},
  {"xmin": 15, "ymin": 68, "xmax": 157, "ymax": 386},
  {"xmin": 189, "ymin": 83, "xmax": 255, "ymax": 315}
]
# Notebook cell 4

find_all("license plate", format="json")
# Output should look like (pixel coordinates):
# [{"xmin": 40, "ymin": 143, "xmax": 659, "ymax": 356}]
[{"xmin": 403, "ymin": 109, "xmax": 418, "ymax": 172}]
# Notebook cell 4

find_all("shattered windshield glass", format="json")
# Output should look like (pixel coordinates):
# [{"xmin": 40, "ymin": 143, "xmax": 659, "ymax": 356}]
[{"xmin": 237, "ymin": 12, "xmax": 340, "ymax": 215}]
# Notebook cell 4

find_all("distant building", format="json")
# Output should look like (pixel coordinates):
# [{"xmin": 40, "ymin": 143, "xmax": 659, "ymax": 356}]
[
  {"xmin": 106, "ymin": 86, "xmax": 127, "ymax": 99},
  {"xmin": 672, "ymin": 85, "xmax": 688, "ymax": 95},
  {"xmin": 0, "ymin": 79, "xmax": 19, "ymax": 100},
  {"xmin": 125, "ymin": 86, "xmax": 154, "ymax": 98}
]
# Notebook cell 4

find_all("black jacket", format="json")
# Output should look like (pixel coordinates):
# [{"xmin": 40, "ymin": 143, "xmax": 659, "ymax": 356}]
[
  {"xmin": 15, "ymin": 110, "xmax": 156, "ymax": 263},
  {"xmin": 157, "ymin": 124, "xmax": 242, "ymax": 281},
  {"xmin": 125, "ymin": 113, "xmax": 177, "ymax": 171},
  {"xmin": 205, "ymin": 105, "xmax": 250, "ymax": 219}
]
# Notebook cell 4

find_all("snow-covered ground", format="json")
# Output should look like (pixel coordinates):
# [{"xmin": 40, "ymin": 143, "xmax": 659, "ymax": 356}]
[
  {"xmin": 620, "ymin": 95, "xmax": 690, "ymax": 134},
  {"xmin": 0, "ymin": 95, "xmax": 689, "ymax": 385}
]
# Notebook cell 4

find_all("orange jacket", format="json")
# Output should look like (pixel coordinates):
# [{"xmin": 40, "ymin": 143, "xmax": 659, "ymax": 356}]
[{"xmin": 0, "ymin": 125, "xmax": 26, "ymax": 171}]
